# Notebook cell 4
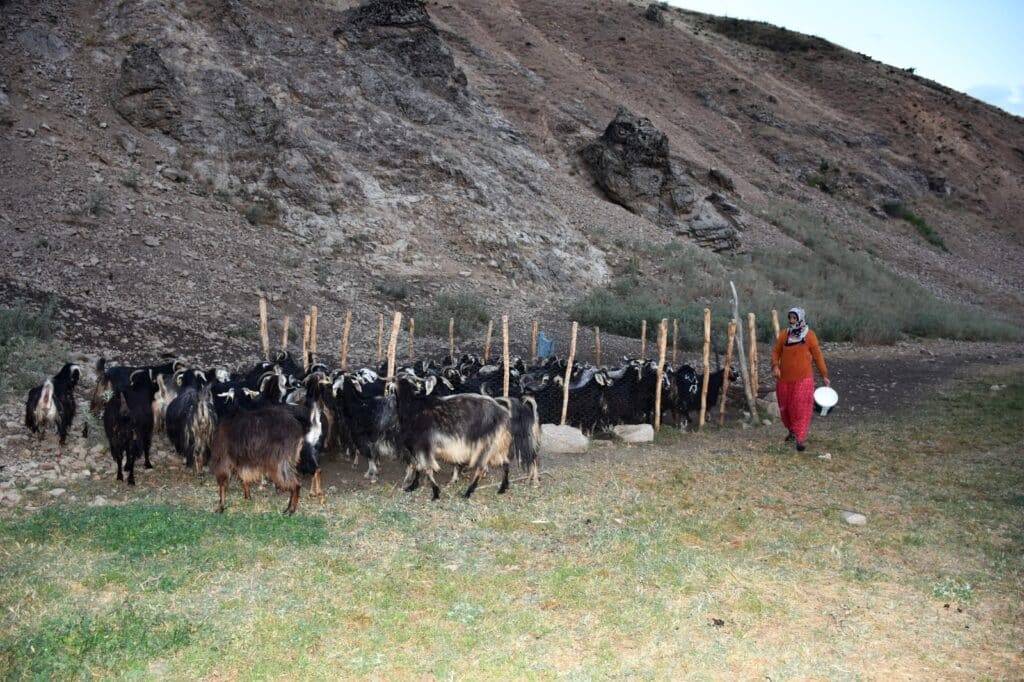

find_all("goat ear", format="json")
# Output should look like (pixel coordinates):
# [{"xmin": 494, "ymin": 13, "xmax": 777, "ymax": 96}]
[{"xmin": 423, "ymin": 375, "xmax": 437, "ymax": 395}]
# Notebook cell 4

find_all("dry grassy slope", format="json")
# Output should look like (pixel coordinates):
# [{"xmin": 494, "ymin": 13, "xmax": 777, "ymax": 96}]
[{"xmin": 0, "ymin": 0, "xmax": 1022, "ymax": 366}]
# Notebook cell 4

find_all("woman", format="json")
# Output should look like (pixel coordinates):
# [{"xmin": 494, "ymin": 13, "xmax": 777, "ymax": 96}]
[{"xmin": 771, "ymin": 307, "xmax": 830, "ymax": 452}]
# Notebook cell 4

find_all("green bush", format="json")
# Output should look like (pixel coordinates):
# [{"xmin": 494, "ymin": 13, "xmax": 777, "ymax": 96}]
[
  {"xmin": 899, "ymin": 207, "xmax": 947, "ymax": 251},
  {"xmin": 418, "ymin": 293, "xmax": 491, "ymax": 338},
  {"xmin": 376, "ymin": 281, "xmax": 410, "ymax": 300},
  {"xmin": 0, "ymin": 299, "xmax": 64, "ymax": 399}
]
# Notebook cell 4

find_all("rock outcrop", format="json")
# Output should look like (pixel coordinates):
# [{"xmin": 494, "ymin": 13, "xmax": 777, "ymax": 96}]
[{"xmin": 581, "ymin": 108, "xmax": 741, "ymax": 251}]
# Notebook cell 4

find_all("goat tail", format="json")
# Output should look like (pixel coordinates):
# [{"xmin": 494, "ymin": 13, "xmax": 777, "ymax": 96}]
[{"xmin": 500, "ymin": 396, "xmax": 540, "ymax": 472}]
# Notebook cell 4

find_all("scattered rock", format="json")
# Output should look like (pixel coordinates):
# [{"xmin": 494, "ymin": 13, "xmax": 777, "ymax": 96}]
[
  {"xmin": 160, "ymin": 166, "xmax": 186, "ymax": 182},
  {"xmin": 644, "ymin": 3, "xmax": 666, "ymax": 26},
  {"xmin": 611, "ymin": 424, "xmax": 654, "ymax": 443},
  {"xmin": 989, "ymin": 384, "xmax": 1004, "ymax": 392},
  {"xmin": 88, "ymin": 495, "xmax": 108, "ymax": 507},
  {"xmin": 818, "ymin": 452, "xmax": 832, "ymax": 461},
  {"xmin": 143, "ymin": 235, "xmax": 162, "ymax": 247},
  {"xmin": 2, "ymin": 490, "xmax": 22, "ymax": 506},
  {"xmin": 841, "ymin": 510, "xmax": 867, "ymax": 525},
  {"xmin": 48, "ymin": 487, "xmax": 67, "ymax": 497},
  {"xmin": 540, "ymin": 424, "xmax": 589, "ymax": 454},
  {"xmin": 112, "ymin": 44, "xmax": 185, "ymax": 136}
]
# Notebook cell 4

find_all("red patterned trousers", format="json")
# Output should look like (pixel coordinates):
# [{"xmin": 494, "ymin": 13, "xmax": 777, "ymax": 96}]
[{"xmin": 776, "ymin": 377, "xmax": 816, "ymax": 442}]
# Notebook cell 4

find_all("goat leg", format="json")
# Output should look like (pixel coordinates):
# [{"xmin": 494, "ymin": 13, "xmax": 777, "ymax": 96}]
[
  {"xmin": 217, "ymin": 477, "xmax": 227, "ymax": 513},
  {"xmin": 498, "ymin": 462, "xmax": 510, "ymax": 494},
  {"xmin": 284, "ymin": 484, "xmax": 299, "ymax": 515},
  {"xmin": 242, "ymin": 482, "xmax": 251, "ymax": 500},
  {"xmin": 464, "ymin": 467, "xmax": 485, "ymax": 498},
  {"xmin": 403, "ymin": 469, "xmax": 420, "ymax": 493}
]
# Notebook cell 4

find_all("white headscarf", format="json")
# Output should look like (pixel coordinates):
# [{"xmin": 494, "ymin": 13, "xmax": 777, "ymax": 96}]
[{"xmin": 786, "ymin": 307, "xmax": 808, "ymax": 345}]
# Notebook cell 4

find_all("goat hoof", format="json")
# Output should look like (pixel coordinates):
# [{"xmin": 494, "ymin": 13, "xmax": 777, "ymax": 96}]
[
  {"xmin": 128, "ymin": 478, "xmax": 135, "ymax": 486},
  {"xmin": 144, "ymin": 462, "xmax": 154, "ymax": 469},
  {"xmin": 216, "ymin": 505, "xmax": 225, "ymax": 514}
]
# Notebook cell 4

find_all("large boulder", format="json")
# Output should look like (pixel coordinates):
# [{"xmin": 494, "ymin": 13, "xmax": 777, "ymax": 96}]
[
  {"xmin": 612, "ymin": 424, "xmax": 655, "ymax": 443},
  {"xmin": 581, "ymin": 107, "xmax": 741, "ymax": 251},
  {"xmin": 112, "ymin": 44, "xmax": 185, "ymax": 137},
  {"xmin": 540, "ymin": 424, "xmax": 589, "ymax": 454}
]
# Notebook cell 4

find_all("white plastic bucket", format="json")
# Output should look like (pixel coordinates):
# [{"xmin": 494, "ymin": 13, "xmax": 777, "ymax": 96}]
[{"xmin": 814, "ymin": 386, "xmax": 838, "ymax": 416}]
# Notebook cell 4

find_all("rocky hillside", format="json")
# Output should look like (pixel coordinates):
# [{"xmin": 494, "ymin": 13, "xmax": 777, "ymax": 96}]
[{"xmin": 1, "ymin": 0, "xmax": 1022, "ymax": 363}]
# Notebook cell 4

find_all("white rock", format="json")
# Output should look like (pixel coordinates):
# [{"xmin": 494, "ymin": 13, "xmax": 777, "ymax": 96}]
[
  {"xmin": 611, "ymin": 424, "xmax": 654, "ymax": 443},
  {"xmin": 48, "ymin": 487, "xmax": 66, "ymax": 497},
  {"xmin": 989, "ymin": 384, "xmax": 1004, "ymax": 392},
  {"xmin": 818, "ymin": 453, "xmax": 832, "ymax": 461},
  {"xmin": 2, "ymin": 491, "xmax": 21, "ymax": 506},
  {"xmin": 841, "ymin": 511, "xmax": 867, "ymax": 526},
  {"xmin": 88, "ymin": 496, "xmax": 108, "ymax": 507},
  {"xmin": 763, "ymin": 391, "xmax": 782, "ymax": 419},
  {"xmin": 540, "ymin": 424, "xmax": 588, "ymax": 454}
]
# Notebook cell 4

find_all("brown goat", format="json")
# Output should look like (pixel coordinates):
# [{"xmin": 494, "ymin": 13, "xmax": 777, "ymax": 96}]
[{"xmin": 209, "ymin": 406, "xmax": 303, "ymax": 515}]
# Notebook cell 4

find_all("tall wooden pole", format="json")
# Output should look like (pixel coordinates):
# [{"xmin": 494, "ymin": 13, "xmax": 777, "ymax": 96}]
[
  {"xmin": 309, "ymin": 305, "xmax": 318, "ymax": 364},
  {"xmin": 386, "ymin": 312, "xmax": 402, "ymax": 381},
  {"xmin": 719, "ymin": 320, "xmax": 737, "ymax": 425},
  {"xmin": 530, "ymin": 320, "xmax": 539, "ymax": 364},
  {"xmin": 408, "ymin": 317, "xmax": 415, "ymax": 364},
  {"xmin": 640, "ymin": 319, "xmax": 647, "ymax": 360},
  {"xmin": 502, "ymin": 315, "xmax": 510, "ymax": 398},
  {"xmin": 729, "ymin": 281, "xmax": 759, "ymax": 421},
  {"xmin": 594, "ymin": 326, "xmax": 602, "ymax": 367},
  {"xmin": 376, "ymin": 314, "xmax": 384, "ymax": 366},
  {"xmin": 483, "ymin": 319, "xmax": 493, "ymax": 363},
  {"xmin": 448, "ymin": 317, "xmax": 455, "ymax": 360},
  {"xmin": 672, "ymin": 318, "xmax": 678, "ymax": 367},
  {"xmin": 259, "ymin": 298, "xmax": 269, "ymax": 360},
  {"xmin": 560, "ymin": 322, "xmax": 579, "ymax": 426},
  {"xmin": 747, "ymin": 312, "xmax": 758, "ymax": 398},
  {"xmin": 280, "ymin": 316, "xmax": 290, "ymax": 353},
  {"xmin": 698, "ymin": 308, "xmax": 711, "ymax": 429},
  {"xmin": 771, "ymin": 309, "xmax": 781, "ymax": 341},
  {"xmin": 654, "ymin": 318, "xmax": 668, "ymax": 431},
  {"xmin": 302, "ymin": 314, "xmax": 311, "ymax": 373},
  {"xmin": 340, "ymin": 310, "xmax": 352, "ymax": 371}
]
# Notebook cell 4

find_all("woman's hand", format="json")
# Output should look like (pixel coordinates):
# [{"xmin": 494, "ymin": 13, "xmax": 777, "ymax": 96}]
[
  {"xmin": 824, "ymin": 377, "xmax": 831, "ymax": 387},
  {"xmin": 772, "ymin": 366, "xmax": 781, "ymax": 380}
]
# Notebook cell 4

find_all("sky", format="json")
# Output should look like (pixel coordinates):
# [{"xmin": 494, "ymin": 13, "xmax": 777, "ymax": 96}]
[{"xmin": 670, "ymin": 0, "xmax": 1024, "ymax": 116}]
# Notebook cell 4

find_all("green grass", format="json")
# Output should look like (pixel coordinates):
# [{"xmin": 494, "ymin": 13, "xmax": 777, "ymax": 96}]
[
  {"xmin": 418, "ymin": 292, "xmax": 491, "ymax": 338},
  {"xmin": 1, "ymin": 366, "xmax": 1022, "ymax": 677},
  {"xmin": 0, "ymin": 299, "xmax": 65, "ymax": 400},
  {"xmin": 376, "ymin": 280, "xmax": 410, "ymax": 301},
  {"xmin": 898, "ymin": 206, "xmax": 948, "ymax": 250},
  {"xmin": 572, "ymin": 203, "xmax": 1020, "ymax": 346}
]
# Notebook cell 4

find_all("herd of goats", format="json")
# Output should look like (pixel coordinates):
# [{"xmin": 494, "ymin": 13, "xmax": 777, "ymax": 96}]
[{"xmin": 23, "ymin": 351, "xmax": 734, "ymax": 514}]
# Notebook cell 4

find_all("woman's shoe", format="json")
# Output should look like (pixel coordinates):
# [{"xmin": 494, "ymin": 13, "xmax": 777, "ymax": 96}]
[
  {"xmin": 796, "ymin": 441, "xmax": 806, "ymax": 452},
  {"xmin": 785, "ymin": 431, "xmax": 796, "ymax": 442}
]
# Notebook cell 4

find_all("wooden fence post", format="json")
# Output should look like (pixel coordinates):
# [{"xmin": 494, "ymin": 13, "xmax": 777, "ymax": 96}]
[
  {"xmin": 654, "ymin": 318, "xmax": 668, "ymax": 431},
  {"xmin": 698, "ymin": 308, "xmax": 711, "ymax": 429},
  {"xmin": 672, "ymin": 318, "xmax": 678, "ymax": 366},
  {"xmin": 640, "ymin": 319, "xmax": 647, "ymax": 359},
  {"xmin": 771, "ymin": 309, "xmax": 780, "ymax": 341},
  {"xmin": 340, "ymin": 310, "xmax": 352, "ymax": 371},
  {"xmin": 259, "ymin": 298, "xmax": 269, "ymax": 360},
  {"xmin": 483, "ymin": 320, "xmax": 493, "ymax": 363},
  {"xmin": 729, "ymin": 282, "xmax": 759, "ymax": 421},
  {"xmin": 594, "ymin": 326, "xmax": 602, "ymax": 367},
  {"xmin": 376, "ymin": 314, "xmax": 384, "ymax": 366},
  {"xmin": 280, "ymin": 315, "xmax": 290, "ymax": 353},
  {"xmin": 448, "ymin": 317, "xmax": 455, "ymax": 360},
  {"xmin": 309, "ymin": 305, "xmax": 318, "ymax": 363},
  {"xmin": 531, "ymin": 320, "xmax": 539, "ymax": 364},
  {"xmin": 302, "ymin": 314, "xmax": 311, "ymax": 372},
  {"xmin": 502, "ymin": 315, "xmax": 510, "ymax": 398},
  {"xmin": 408, "ymin": 317, "xmax": 415, "ymax": 364},
  {"xmin": 560, "ymin": 322, "xmax": 579, "ymax": 426},
  {"xmin": 747, "ymin": 312, "xmax": 758, "ymax": 398},
  {"xmin": 719, "ymin": 320, "xmax": 737, "ymax": 425},
  {"xmin": 386, "ymin": 311, "xmax": 402, "ymax": 382}
]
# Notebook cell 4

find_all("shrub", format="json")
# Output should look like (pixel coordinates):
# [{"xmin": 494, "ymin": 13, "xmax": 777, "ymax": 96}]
[
  {"xmin": 898, "ymin": 207, "xmax": 947, "ymax": 251},
  {"xmin": 0, "ymin": 299, "xmax": 64, "ymax": 399},
  {"xmin": 418, "ymin": 293, "xmax": 491, "ymax": 338},
  {"xmin": 376, "ymin": 281, "xmax": 410, "ymax": 301}
]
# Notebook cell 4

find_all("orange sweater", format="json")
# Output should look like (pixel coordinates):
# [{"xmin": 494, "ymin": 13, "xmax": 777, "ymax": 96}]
[{"xmin": 772, "ymin": 330, "xmax": 828, "ymax": 383}]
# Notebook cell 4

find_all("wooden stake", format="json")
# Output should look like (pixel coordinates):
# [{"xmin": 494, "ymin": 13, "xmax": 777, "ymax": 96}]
[
  {"xmin": 258, "ymin": 298, "xmax": 269, "ymax": 361},
  {"xmin": 719, "ymin": 320, "xmax": 737, "ymax": 426},
  {"xmin": 654, "ymin": 319, "xmax": 668, "ymax": 431},
  {"xmin": 640, "ymin": 319, "xmax": 647, "ymax": 359},
  {"xmin": 302, "ymin": 314, "xmax": 311, "ymax": 372},
  {"xmin": 698, "ymin": 308, "xmax": 711, "ymax": 429},
  {"xmin": 448, "ymin": 317, "xmax": 455, "ymax": 360},
  {"xmin": 280, "ymin": 316, "xmax": 290, "ymax": 353},
  {"xmin": 376, "ymin": 314, "xmax": 384, "ymax": 366},
  {"xmin": 502, "ymin": 315, "xmax": 510, "ymax": 398},
  {"xmin": 483, "ymin": 319, "xmax": 493, "ymax": 363},
  {"xmin": 310, "ymin": 305, "xmax": 318, "ymax": 361},
  {"xmin": 530, "ymin": 320, "xmax": 539, "ymax": 364},
  {"xmin": 340, "ymin": 310, "xmax": 352, "ymax": 371},
  {"xmin": 560, "ymin": 322, "xmax": 578, "ymax": 426},
  {"xmin": 594, "ymin": 326, "xmax": 602, "ymax": 367},
  {"xmin": 672, "ymin": 318, "xmax": 678, "ymax": 367},
  {"xmin": 771, "ymin": 309, "xmax": 781, "ymax": 341},
  {"xmin": 747, "ymin": 312, "xmax": 758, "ymax": 398},
  {"xmin": 729, "ymin": 282, "xmax": 759, "ymax": 421},
  {"xmin": 386, "ymin": 312, "xmax": 402, "ymax": 381},
  {"xmin": 408, "ymin": 317, "xmax": 415, "ymax": 364}
]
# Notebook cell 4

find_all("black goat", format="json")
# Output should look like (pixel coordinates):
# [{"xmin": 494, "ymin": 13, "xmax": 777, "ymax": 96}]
[
  {"xmin": 91, "ymin": 356, "xmax": 184, "ymax": 414},
  {"xmin": 394, "ymin": 375, "xmax": 512, "ymax": 501},
  {"xmin": 496, "ymin": 395, "xmax": 541, "ymax": 486},
  {"xmin": 669, "ymin": 365, "xmax": 736, "ymax": 429},
  {"xmin": 24, "ymin": 363, "xmax": 81, "ymax": 464},
  {"xmin": 209, "ymin": 405, "xmax": 304, "ymax": 515},
  {"xmin": 165, "ymin": 383, "xmax": 217, "ymax": 473},
  {"xmin": 331, "ymin": 373, "xmax": 396, "ymax": 482},
  {"xmin": 103, "ymin": 382, "xmax": 155, "ymax": 485}
]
